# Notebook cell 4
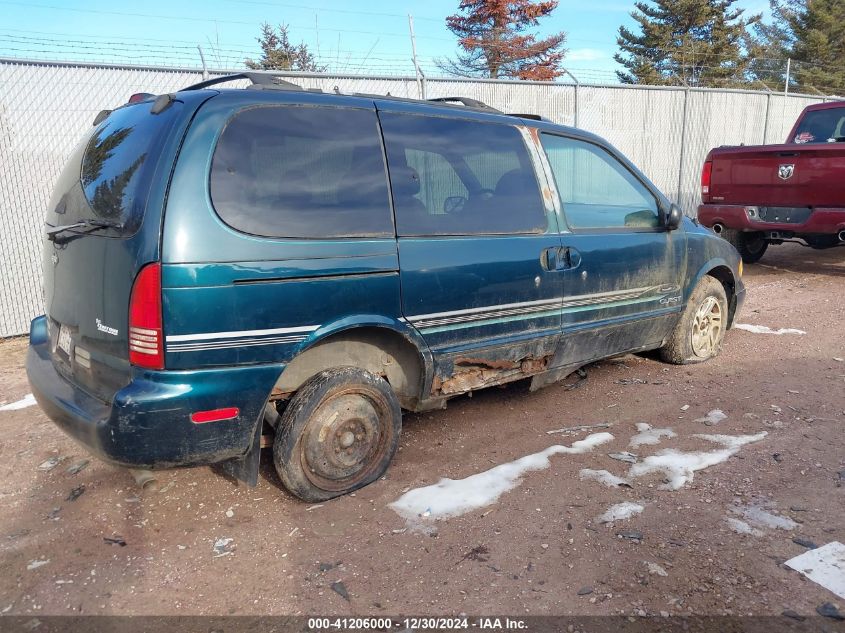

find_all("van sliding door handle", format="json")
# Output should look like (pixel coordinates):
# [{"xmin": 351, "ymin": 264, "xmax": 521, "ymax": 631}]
[
  {"xmin": 541, "ymin": 247, "xmax": 581, "ymax": 271},
  {"xmin": 540, "ymin": 247, "xmax": 558, "ymax": 271},
  {"xmin": 562, "ymin": 246, "xmax": 581, "ymax": 270}
]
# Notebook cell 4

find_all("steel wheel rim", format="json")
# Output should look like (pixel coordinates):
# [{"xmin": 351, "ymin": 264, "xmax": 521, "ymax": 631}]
[
  {"xmin": 298, "ymin": 387, "xmax": 392, "ymax": 492},
  {"xmin": 691, "ymin": 296, "xmax": 723, "ymax": 357}
]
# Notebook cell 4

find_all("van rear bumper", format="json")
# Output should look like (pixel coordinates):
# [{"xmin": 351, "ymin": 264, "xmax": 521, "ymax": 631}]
[
  {"xmin": 698, "ymin": 204, "xmax": 845, "ymax": 235},
  {"xmin": 26, "ymin": 315, "xmax": 283, "ymax": 469}
]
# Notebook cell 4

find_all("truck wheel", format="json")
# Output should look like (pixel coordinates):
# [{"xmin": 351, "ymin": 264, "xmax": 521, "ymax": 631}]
[
  {"xmin": 273, "ymin": 367, "xmax": 401, "ymax": 502},
  {"xmin": 660, "ymin": 276, "xmax": 728, "ymax": 365},
  {"xmin": 722, "ymin": 229, "xmax": 768, "ymax": 263}
]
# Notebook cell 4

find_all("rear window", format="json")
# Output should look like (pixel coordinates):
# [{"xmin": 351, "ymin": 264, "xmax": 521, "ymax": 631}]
[
  {"xmin": 792, "ymin": 107, "xmax": 845, "ymax": 144},
  {"xmin": 210, "ymin": 105, "xmax": 393, "ymax": 239},
  {"xmin": 76, "ymin": 101, "xmax": 181, "ymax": 234}
]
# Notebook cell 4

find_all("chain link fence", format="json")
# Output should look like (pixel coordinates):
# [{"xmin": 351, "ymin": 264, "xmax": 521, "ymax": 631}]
[{"xmin": 0, "ymin": 58, "xmax": 830, "ymax": 337}]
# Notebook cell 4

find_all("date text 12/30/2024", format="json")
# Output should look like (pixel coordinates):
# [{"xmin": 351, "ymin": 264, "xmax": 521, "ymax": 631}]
[{"xmin": 307, "ymin": 617, "xmax": 528, "ymax": 630}]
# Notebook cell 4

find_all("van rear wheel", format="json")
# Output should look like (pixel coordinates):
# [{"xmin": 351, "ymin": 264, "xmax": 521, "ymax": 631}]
[{"xmin": 273, "ymin": 367, "xmax": 401, "ymax": 502}]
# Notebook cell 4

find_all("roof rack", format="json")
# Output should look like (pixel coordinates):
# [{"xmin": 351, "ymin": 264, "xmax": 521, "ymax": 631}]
[
  {"xmin": 176, "ymin": 77, "xmax": 543, "ymax": 119},
  {"xmin": 507, "ymin": 113, "xmax": 551, "ymax": 122},
  {"xmin": 427, "ymin": 96, "xmax": 501, "ymax": 112},
  {"xmin": 180, "ymin": 71, "xmax": 305, "ymax": 92}
]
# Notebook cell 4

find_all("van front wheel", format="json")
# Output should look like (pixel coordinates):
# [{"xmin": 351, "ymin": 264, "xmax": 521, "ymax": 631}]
[
  {"xmin": 659, "ymin": 276, "xmax": 728, "ymax": 365},
  {"xmin": 273, "ymin": 367, "xmax": 401, "ymax": 502}
]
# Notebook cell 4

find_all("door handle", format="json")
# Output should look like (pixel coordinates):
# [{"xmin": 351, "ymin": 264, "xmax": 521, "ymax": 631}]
[
  {"xmin": 561, "ymin": 246, "xmax": 581, "ymax": 270},
  {"xmin": 541, "ymin": 247, "xmax": 581, "ymax": 271},
  {"xmin": 540, "ymin": 247, "xmax": 558, "ymax": 271}
]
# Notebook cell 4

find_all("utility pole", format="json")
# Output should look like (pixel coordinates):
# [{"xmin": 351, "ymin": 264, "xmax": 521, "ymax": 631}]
[
  {"xmin": 197, "ymin": 45, "xmax": 209, "ymax": 80},
  {"xmin": 315, "ymin": 13, "xmax": 320, "ymax": 60},
  {"xmin": 784, "ymin": 58, "xmax": 791, "ymax": 96},
  {"xmin": 408, "ymin": 14, "xmax": 422, "ymax": 99}
]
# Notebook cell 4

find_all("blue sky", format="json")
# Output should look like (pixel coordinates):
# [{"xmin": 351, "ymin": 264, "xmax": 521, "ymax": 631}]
[{"xmin": 0, "ymin": 0, "xmax": 771, "ymax": 83}]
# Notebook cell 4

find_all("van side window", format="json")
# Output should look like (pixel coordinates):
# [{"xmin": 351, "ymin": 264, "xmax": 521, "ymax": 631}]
[
  {"xmin": 380, "ymin": 113, "xmax": 547, "ymax": 236},
  {"xmin": 541, "ymin": 134, "xmax": 660, "ymax": 230},
  {"xmin": 210, "ymin": 105, "xmax": 393, "ymax": 239}
]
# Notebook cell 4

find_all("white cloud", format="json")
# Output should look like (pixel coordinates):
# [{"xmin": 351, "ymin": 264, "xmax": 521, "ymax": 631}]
[{"xmin": 566, "ymin": 48, "xmax": 607, "ymax": 62}]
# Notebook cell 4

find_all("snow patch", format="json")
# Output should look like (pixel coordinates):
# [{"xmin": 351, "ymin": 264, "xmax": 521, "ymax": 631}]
[
  {"xmin": 785, "ymin": 541, "xmax": 845, "ymax": 600},
  {"xmin": 694, "ymin": 432, "xmax": 768, "ymax": 449},
  {"xmin": 734, "ymin": 324, "xmax": 806, "ymax": 335},
  {"xmin": 627, "ymin": 432, "xmax": 767, "ymax": 490},
  {"xmin": 0, "ymin": 394, "xmax": 36, "ymax": 411},
  {"xmin": 579, "ymin": 468, "xmax": 630, "ymax": 488},
  {"xmin": 599, "ymin": 502, "xmax": 644, "ymax": 523},
  {"xmin": 629, "ymin": 423, "xmax": 676, "ymax": 448},
  {"xmin": 736, "ymin": 505, "xmax": 798, "ymax": 531},
  {"xmin": 389, "ymin": 432, "xmax": 614, "ymax": 521},
  {"xmin": 726, "ymin": 517, "xmax": 763, "ymax": 536},
  {"xmin": 26, "ymin": 559, "xmax": 49, "ymax": 570},
  {"xmin": 694, "ymin": 409, "xmax": 727, "ymax": 426}
]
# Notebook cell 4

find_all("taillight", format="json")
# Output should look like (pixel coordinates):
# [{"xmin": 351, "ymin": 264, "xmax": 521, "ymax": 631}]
[
  {"xmin": 128, "ymin": 263, "xmax": 164, "ymax": 369},
  {"xmin": 128, "ymin": 92, "xmax": 154, "ymax": 104},
  {"xmin": 701, "ymin": 161, "xmax": 713, "ymax": 203}
]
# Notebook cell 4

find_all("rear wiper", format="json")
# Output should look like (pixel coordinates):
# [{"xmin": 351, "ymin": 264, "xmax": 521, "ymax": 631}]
[{"xmin": 46, "ymin": 218, "xmax": 123, "ymax": 243}]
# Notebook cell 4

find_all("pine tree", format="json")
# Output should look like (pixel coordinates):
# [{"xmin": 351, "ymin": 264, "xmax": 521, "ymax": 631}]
[
  {"xmin": 439, "ymin": 0, "xmax": 567, "ymax": 80},
  {"xmin": 745, "ymin": 11, "xmax": 791, "ymax": 91},
  {"xmin": 779, "ymin": 0, "xmax": 845, "ymax": 94},
  {"xmin": 245, "ymin": 23, "xmax": 325, "ymax": 72},
  {"xmin": 615, "ymin": 0, "xmax": 759, "ymax": 87}
]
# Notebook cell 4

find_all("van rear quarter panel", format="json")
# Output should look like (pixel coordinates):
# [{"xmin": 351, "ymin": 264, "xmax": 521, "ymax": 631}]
[{"xmin": 161, "ymin": 91, "xmax": 409, "ymax": 371}]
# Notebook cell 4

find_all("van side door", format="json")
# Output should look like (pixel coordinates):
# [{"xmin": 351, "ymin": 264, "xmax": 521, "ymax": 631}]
[
  {"xmin": 162, "ymin": 95, "xmax": 402, "ymax": 370},
  {"xmin": 539, "ymin": 133, "xmax": 686, "ymax": 367},
  {"xmin": 377, "ymin": 106, "xmax": 564, "ymax": 398}
]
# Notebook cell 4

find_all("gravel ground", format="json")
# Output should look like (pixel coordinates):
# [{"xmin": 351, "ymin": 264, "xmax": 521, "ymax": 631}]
[{"xmin": 0, "ymin": 242, "xmax": 843, "ymax": 618}]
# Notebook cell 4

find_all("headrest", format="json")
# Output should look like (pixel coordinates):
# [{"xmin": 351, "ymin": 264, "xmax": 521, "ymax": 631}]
[{"xmin": 495, "ymin": 168, "xmax": 530, "ymax": 197}]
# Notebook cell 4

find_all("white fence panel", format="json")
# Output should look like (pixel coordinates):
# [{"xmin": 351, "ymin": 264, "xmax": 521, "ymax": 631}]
[{"xmin": 0, "ymin": 59, "xmax": 829, "ymax": 336}]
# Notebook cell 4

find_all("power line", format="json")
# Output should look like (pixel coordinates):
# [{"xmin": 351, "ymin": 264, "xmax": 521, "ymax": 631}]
[{"xmin": 228, "ymin": 0, "xmax": 444, "ymax": 23}]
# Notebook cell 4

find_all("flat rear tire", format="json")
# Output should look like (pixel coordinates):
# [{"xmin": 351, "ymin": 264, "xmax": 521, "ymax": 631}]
[{"xmin": 273, "ymin": 367, "xmax": 401, "ymax": 502}]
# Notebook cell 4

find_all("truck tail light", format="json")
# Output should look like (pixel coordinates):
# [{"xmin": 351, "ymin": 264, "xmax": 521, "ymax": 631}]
[
  {"xmin": 701, "ymin": 161, "xmax": 713, "ymax": 203},
  {"xmin": 128, "ymin": 263, "xmax": 164, "ymax": 370}
]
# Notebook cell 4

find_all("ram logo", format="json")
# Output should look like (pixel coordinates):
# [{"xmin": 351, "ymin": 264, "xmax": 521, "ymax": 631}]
[{"xmin": 778, "ymin": 164, "xmax": 795, "ymax": 180}]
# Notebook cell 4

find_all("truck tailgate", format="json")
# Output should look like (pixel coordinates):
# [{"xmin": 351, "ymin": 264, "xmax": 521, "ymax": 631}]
[{"xmin": 709, "ymin": 144, "xmax": 845, "ymax": 207}]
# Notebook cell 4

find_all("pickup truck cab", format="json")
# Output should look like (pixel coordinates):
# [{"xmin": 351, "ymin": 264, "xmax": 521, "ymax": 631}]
[
  {"xmin": 27, "ymin": 72, "xmax": 744, "ymax": 502},
  {"xmin": 698, "ymin": 101, "xmax": 845, "ymax": 262}
]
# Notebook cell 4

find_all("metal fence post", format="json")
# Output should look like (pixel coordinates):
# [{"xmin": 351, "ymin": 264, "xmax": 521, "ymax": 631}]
[
  {"xmin": 197, "ymin": 45, "xmax": 209, "ymax": 81},
  {"xmin": 762, "ymin": 92, "xmax": 772, "ymax": 143},
  {"xmin": 676, "ymin": 88, "xmax": 690, "ymax": 204},
  {"xmin": 573, "ymin": 83, "xmax": 579, "ymax": 128}
]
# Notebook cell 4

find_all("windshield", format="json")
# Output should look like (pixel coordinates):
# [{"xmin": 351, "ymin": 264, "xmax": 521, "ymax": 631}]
[
  {"xmin": 792, "ymin": 107, "xmax": 845, "ymax": 144},
  {"xmin": 46, "ymin": 100, "xmax": 181, "ymax": 235}
]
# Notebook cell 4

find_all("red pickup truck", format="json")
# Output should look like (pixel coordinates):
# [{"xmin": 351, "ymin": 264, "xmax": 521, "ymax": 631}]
[{"xmin": 698, "ymin": 101, "xmax": 845, "ymax": 262}]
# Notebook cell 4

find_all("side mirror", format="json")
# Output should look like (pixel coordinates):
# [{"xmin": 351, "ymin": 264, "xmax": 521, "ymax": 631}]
[{"xmin": 665, "ymin": 203, "xmax": 683, "ymax": 230}]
